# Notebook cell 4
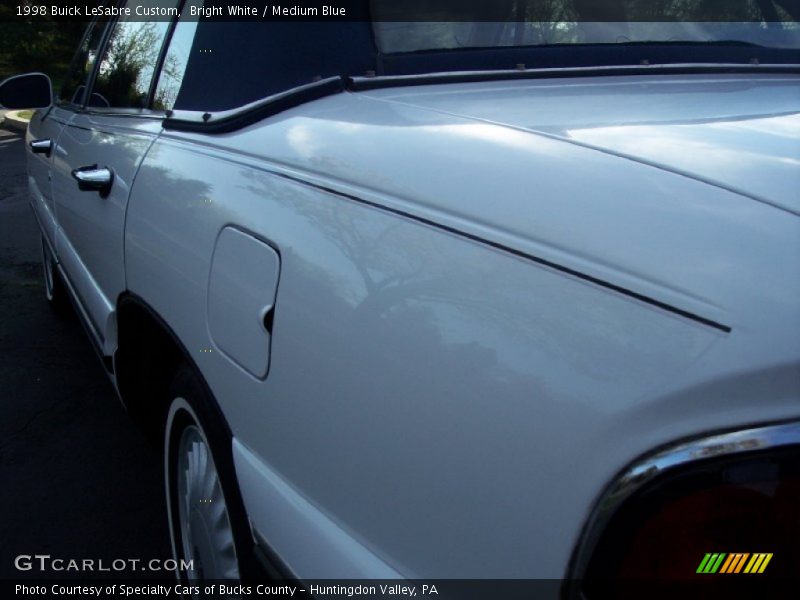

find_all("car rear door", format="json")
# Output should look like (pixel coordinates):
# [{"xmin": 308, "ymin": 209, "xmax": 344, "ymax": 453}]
[{"xmin": 51, "ymin": 2, "xmax": 179, "ymax": 353}]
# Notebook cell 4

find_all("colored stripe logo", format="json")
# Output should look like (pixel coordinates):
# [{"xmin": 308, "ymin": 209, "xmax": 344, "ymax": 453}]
[{"xmin": 697, "ymin": 553, "xmax": 772, "ymax": 574}]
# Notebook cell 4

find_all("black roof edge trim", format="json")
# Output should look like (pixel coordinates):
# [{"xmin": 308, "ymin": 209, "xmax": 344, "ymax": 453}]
[
  {"xmin": 163, "ymin": 76, "xmax": 345, "ymax": 134},
  {"xmin": 348, "ymin": 62, "xmax": 800, "ymax": 91},
  {"xmin": 276, "ymin": 173, "xmax": 732, "ymax": 334}
]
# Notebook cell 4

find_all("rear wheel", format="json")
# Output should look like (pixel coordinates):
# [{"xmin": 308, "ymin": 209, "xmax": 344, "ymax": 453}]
[{"xmin": 164, "ymin": 364, "xmax": 259, "ymax": 585}]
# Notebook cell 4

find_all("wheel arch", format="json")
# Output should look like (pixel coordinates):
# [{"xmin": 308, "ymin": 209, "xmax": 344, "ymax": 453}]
[{"xmin": 114, "ymin": 292, "xmax": 234, "ymax": 443}]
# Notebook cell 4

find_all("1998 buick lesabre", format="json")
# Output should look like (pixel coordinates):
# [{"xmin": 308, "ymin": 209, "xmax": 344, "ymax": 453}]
[{"xmin": 1, "ymin": 1, "xmax": 799, "ymax": 596}]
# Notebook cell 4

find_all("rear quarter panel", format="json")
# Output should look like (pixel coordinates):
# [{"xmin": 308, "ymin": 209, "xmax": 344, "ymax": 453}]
[{"xmin": 125, "ymin": 114, "xmax": 799, "ymax": 579}]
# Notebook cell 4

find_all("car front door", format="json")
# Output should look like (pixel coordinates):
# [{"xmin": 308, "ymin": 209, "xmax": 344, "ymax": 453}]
[
  {"xmin": 51, "ymin": 2, "xmax": 178, "ymax": 354},
  {"xmin": 27, "ymin": 16, "xmax": 109, "ymax": 256}
]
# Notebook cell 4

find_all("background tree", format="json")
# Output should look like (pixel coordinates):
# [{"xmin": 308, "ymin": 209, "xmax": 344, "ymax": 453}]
[
  {"xmin": 0, "ymin": 1, "xmax": 102, "ymax": 86},
  {"xmin": 93, "ymin": 21, "xmax": 162, "ymax": 107}
]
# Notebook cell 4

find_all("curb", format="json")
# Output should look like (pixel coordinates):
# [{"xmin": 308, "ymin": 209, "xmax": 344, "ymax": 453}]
[{"xmin": 1, "ymin": 110, "xmax": 30, "ymax": 134}]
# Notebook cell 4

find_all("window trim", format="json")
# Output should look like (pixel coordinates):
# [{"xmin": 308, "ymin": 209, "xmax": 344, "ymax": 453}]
[{"xmin": 80, "ymin": 106, "xmax": 170, "ymax": 119}]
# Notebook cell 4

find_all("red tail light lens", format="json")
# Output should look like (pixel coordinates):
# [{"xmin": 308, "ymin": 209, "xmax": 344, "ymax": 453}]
[{"xmin": 581, "ymin": 447, "xmax": 800, "ymax": 599}]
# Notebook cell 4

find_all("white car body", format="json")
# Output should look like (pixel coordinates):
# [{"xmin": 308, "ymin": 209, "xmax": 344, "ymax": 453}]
[{"xmin": 12, "ymin": 10, "xmax": 800, "ymax": 592}]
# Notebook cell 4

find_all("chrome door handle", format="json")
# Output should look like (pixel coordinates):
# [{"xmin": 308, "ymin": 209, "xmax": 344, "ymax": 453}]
[
  {"xmin": 71, "ymin": 165, "xmax": 114, "ymax": 197},
  {"xmin": 30, "ymin": 138, "xmax": 52, "ymax": 155}
]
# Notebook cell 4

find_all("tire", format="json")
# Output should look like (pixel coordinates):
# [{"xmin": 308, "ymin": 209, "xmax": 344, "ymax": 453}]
[
  {"xmin": 40, "ymin": 235, "xmax": 69, "ymax": 314},
  {"xmin": 164, "ymin": 364, "xmax": 260, "ymax": 584}
]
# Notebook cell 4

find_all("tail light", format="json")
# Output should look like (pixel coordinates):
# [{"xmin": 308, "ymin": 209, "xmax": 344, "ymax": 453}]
[{"xmin": 570, "ymin": 423, "xmax": 800, "ymax": 600}]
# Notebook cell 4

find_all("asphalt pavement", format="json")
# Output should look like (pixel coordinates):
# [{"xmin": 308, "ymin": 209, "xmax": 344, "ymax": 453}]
[{"xmin": 0, "ymin": 127, "xmax": 172, "ymax": 580}]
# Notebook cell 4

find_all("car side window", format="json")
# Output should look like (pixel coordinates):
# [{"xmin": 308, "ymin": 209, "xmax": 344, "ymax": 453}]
[
  {"xmin": 59, "ymin": 16, "xmax": 109, "ymax": 107},
  {"xmin": 153, "ymin": 7, "xmax": 375, "ymax": 112},
  {"xmin": 152, "ymin": 0, "xmax": 203, "ymax": 111},
  {"xmin": 88, "ymin": 0, "xmax": 180, "ymax": 109}
]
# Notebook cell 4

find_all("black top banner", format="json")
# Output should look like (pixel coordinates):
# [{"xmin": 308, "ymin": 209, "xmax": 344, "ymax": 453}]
[{"xmin": 4, "ymin": 0, "xmax": 800, "ymax": 22}]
